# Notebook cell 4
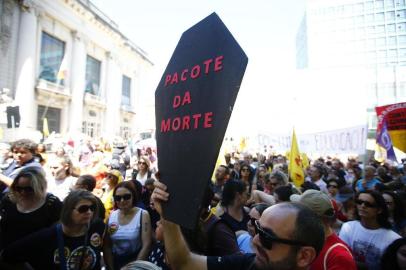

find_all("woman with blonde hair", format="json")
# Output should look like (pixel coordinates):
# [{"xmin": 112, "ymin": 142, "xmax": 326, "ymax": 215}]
[
  {"xmin": 1, "ymin": 190, "xmax": 113, "ymax": 269},
  {"xmin": 0, "ymin": 168, "xmax": 62, "ymax": 250}
]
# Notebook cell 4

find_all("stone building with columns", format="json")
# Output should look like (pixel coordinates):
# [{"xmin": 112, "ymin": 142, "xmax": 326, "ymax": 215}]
[{"xmin": 0, "ymin": 0, "xmax": 153, "ymax": 142}]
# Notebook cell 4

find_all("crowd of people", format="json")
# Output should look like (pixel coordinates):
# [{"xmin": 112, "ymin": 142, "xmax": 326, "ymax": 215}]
[{"xmin": 0, "ymin": 137, "xmax": 405, "ymax": 269}]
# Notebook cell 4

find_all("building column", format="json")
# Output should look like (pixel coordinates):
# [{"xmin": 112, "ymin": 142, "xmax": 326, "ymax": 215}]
[
  {"xmin": 104, "ymin": 52, "xmax": 121, "ymax": 140},
  {"xmin": 14, "ymin": 2, "xmax": 38, "ymax": 131},
  {"xmin": 68, "ymin": 31, "xmax": 86, "ymax": 136}
]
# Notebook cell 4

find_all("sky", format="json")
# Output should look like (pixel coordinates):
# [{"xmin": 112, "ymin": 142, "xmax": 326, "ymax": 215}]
[{"xmin": 91, "ymin": 0, "xmax": 367, "ymax": 137}]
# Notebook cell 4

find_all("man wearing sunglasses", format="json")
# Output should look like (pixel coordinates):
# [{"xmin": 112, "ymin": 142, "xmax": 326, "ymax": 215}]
[{"xmin": 151, "ymin": 181, "xmax": 325, "ymax": 270}]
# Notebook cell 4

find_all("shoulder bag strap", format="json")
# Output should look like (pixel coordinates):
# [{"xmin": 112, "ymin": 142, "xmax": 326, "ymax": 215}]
[
  {"xmin": 323, "ymin": 242, "xmax": 352, "ymax": 270},
  {"xmin": 139, "ymin": 209, "xmax": 143, "ymax": 240},
  {"xmin": 56, "ymin": 223, "xmax": 67, "ymax": 270}
]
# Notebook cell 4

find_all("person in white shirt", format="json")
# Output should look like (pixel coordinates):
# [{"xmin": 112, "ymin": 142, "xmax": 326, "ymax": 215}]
[
  {"xmin": 307, "ymin": 165, "xmax": 328, "ymax": 194},
  {"xmin": 339, "ymin": 190, "xmax": 401, "ymax": 270},
  {"xmin": 47, "ymin": 155, "xmax": 76, "ymax": 201}
]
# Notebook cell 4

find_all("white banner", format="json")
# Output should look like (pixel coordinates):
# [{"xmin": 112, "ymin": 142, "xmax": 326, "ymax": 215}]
[{"xmin": 257, "ymin": 125, "xmax": 368, "ymax": 156}]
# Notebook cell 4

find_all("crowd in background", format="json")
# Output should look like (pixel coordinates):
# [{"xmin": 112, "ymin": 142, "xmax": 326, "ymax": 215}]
[{"xmin": 0, "ymin": 137, "xmax": 405, "ymax": 269}]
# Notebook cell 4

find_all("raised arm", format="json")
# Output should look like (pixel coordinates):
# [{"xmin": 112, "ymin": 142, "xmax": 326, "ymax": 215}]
[{"xmin": 151, "ymin": 181, "xmax": 207, "ymax": 270}]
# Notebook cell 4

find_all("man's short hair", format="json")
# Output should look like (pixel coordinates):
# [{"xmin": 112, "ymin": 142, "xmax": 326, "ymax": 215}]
[{"xmin": 279, "ymin": 202, "xmax": 325, "ymax": 255}]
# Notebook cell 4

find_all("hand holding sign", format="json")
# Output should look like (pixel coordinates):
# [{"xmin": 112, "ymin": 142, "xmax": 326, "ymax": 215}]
[{"xmin": 155, "ymin": 12, "xmax": 248, "ymax": 229}]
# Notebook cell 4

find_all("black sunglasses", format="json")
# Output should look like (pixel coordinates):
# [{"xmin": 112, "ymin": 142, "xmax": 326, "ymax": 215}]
[
  {"xmin": 74, "ymin": 204, "xmax": 96, "ymax": 213},
  {"xmin": 114, "ymin": 193, "xmax": 132, "ymax": 202},
  {"xmin": 138, "ymin": 161, "xmax": 147, "ymax": 165},
  {"xmin": 254, "ymin": 220, "xmax": 307, "ymax": 250},
  {"xmin": 327, "ymin": 184, "xmax": 338, "ymax": 188},
  {"xmin": 15, "ymin": 186, "xmax": 34, "ymax": 193},
  {"xmin": 355, "ymin": 199, "xmax": 377, "ymax": 208}
]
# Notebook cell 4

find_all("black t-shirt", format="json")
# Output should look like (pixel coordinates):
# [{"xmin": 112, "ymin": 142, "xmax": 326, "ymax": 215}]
[
  {"xmin": 0, "ymin": 193, "xmax": 62, "ymax": 249},
  {"xmin": 207, "ymin": 253, "xmax": 256, "ymax": 270},
  {"xmin": 2, "ymin": 219, "xmax": 105, "ymax": 270},
  {"xmin": 220, "ymin": 209, "xmax": 250, "ymax": 232},
  {"xmin": 204, "ymin": 214, "xmax": 239, "ymax": 256}
]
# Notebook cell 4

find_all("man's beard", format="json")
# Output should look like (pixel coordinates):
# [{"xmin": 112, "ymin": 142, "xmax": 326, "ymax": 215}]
[{"xmin": 254, "ymin": 248, "xmax": 297, "ymax": 270}]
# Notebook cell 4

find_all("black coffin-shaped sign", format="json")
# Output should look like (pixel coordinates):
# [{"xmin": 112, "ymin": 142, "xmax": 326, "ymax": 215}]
[{"xmin": 155, "ymin": 12, "xmax": 248, "ymax": 229}]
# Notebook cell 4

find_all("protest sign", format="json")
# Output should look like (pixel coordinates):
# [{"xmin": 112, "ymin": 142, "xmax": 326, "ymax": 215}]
[
  {"xmin": 376, "ymin": 102, "xmax": 406, "ymax": 152},
  {"xmin": 155, "ymin": 13, "xmax": 248, "ymax": 229}
]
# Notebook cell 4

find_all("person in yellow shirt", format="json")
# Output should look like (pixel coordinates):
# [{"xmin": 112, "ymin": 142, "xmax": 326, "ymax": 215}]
[{"xmin": 101, "ymin": 169, "xmax": 123, "ymax": 222}]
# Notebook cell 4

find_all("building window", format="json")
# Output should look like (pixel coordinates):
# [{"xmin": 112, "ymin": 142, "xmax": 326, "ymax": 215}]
[
  {"xmin": 398, "ymin": 22, "xmax": 406, "ymax": 32},
  {"xmin": 385, "ymin": 0, "xmax": 395, "ymax": 8},
  {"xmin": 388, "ymin": 36, "xmax": 397, "ymax": 45},
  {"xmin": 376, "ymin": 13, "xmax": 385, "ymax": 22},
  {"xmin": 399, "ymin": 48, "xmax": 406, "ymax": 57},
  {"xmin": 39, "ymin": 32, "xmax": 65, "ymax": 85},
  {"xmin": 376, "ymin": 0, "xmax": 385, "ymax": 9},
  {"xmin": 396, "ymin": 0, "xmax": 405, "ymax": 6},
  {"xmin": 386, "ymin": 0, "xmax": 395, "ymax": 8},
  {"xmin": 366, "ymin": 14, "xmax": 374, "ymax": 23},
  {"xmin": 387, "ymin": 24, "xmax": 396, "ymax": 33},
  {"xmin": 388, "ymin": 49, "xmax": 398, "ymax": 61},
  {"xmin": 82, "ymin": 121, "xmax": 101, "ymax": 138},
  {"xmin": 367, "ymin": 26, "xmax": 375, "ymax": 35},
  {"xmin": 376, "ymin": 37, "xmax": 386, "ymax": 47},
  {"xmin": 376, "ymin": 25, "xmax": 385, "ymax": 33},
  {"xmin": 85, "ymin": 55, "xmax": 101, "ymax": 95},
  {"xmin": 122, "ymin": 75, "xmax": 131, "ymax": 106},
  {"xmin": 397, "ymin": 10, "xmax": 406, "ymax": 19},
  {"xmin": 366, "ymin": 1, "xmax": 374, "ymax": 10},
  {"xmin": 120, "ymin": 126, "xmax": 131, "ymax": 140},
  {"xmin": 399, "ymin": 35, "xmax": 406, "ymax": 44},
  {"xmin": 387, "ymin": 11, "xmax": 396, "ymax": 21},
  {"xmin": 37, "ymin": 105, "xmax": 61, "ymax": 134}
]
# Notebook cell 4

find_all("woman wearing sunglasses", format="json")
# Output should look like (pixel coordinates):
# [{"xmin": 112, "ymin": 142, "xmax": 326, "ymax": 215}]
[
  {"xmin": 131, "ymin": 156, "xmax": 152, "ymax": 186},
  {"xmin": 339, "ymin": 190, "xmax": 401, "ymax": 270},
  {"xmin": 1, "ymin": 190, "xmax": 113, "ymax": 270},
  {"xmin": 0, "ymin": 168, "xmax": 62, "ymax": 251},
  {"xmin": 104, "ymin": 181, "xmax": 152, "ymax": 269}
]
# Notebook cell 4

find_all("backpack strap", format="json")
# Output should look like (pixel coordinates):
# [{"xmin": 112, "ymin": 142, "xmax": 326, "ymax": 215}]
[
  {"xmin": 139, "ymin": 209, "xmax": 143, "ymax": 240},
  {"xmin": 323, "ymin": 242, "xmax": 352, "ymax": 270},
  {"xmin": 56, "ymin": 223, "xmax": 67, "ymax": 270}
]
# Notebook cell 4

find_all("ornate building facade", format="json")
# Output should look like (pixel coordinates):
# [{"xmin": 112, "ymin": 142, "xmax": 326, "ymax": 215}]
[{"xmin": 0, "ymin": 0, "xmax": 153, "ymax": 141}]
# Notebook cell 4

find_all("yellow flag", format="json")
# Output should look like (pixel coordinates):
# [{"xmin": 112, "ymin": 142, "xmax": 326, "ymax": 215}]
[
  {"xmin": 301, "ymin": 153, "xmax": 310, "ymax": 169},
  {"xmin": 289, "ymin": 129, "xmax": 304, "ymax": 187},
  {"xmin": 43, "ymin": 118, "xmax": 49, "ymax": 137},
  {"xmin": 239, "ymin": 137, "xmax": 246, "ymax": 152}
]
